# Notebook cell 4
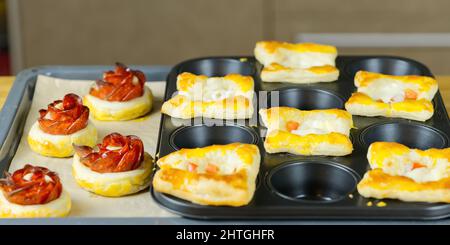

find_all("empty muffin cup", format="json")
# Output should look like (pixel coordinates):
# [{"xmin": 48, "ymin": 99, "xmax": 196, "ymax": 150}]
[
  {"xmin": 360, "ymin": 122, "xmax": 448, "ymax": 150},
  {"xmin": 345, "ymin": 57, "xmax": 428, "ymax": 78},
  {"xmin": 267, "ymin": 161, "xmax": 358, "ymax": 203},
  {"xmin": 169, "ymin": 124, "xmax": 258, "ymax": 150},
  {"xmin": 268, "ymin": 87, "xmax": 345, "ymax": 110},
  {"xmin": 178, "ymin": 57, "xmax": 255, "ymax": 77}
]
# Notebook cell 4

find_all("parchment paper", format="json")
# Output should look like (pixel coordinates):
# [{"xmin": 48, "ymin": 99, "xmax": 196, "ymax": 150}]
[{"xmin": 9, "ymin": 75, "xmax": 174, "ymax": 217}]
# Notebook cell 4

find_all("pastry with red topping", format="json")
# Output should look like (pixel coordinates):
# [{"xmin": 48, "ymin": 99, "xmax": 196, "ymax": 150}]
[
  {"xmin": 72, "ymin": 133, "xmax": 153, "ymax": 197},
  {"xmin": 0, "ymin": 165, "xmax": 71, "ymax": 218},
  {"xmin": 84, "ymin": 63, "xmax": 153, "ymax": 121},
  {"xmin": 27, "ymin": 93, "xmax": 97, "ymax": 158}
]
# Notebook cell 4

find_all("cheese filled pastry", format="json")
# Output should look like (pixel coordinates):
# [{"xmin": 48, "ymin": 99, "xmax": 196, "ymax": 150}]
[
  {"xmin": 345, "ymin": 71, "xmax": 438, "ymax": 121},
  {"xmin": 28, "ymin": 93, "xmax": 97, "ymax": 158},
  {"xmin": 254, "ymin": 41, "xmax": 339, "ymax": 83},
  {"xmin": 357, "ymin": 142, "xmax": 450, "ymax": 203},
  {"xmin": 72, "ymin": 133, "xmax": 153, "ymax": 197},
  {"xmin": 153, "ymin": 143, "xmax": 260, "ymax": 206},
  {"xmin": 161, "ymin": 72, "xmax": 254, "ymax": 119},
  {"xmin": 84, "ymin": 63, "xmax": 153, "ymax": 121},
  {"xmin": 0, "ymin": 165, "xmax": 71, "ymax": 218},
  {"xmin": 259, "ymin": 107, "xmax": 353, "ymax": 156}
]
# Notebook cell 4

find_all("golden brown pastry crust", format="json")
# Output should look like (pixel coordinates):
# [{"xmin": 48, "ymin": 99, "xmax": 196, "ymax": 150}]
[{"xmin": 152, "ymin": 143, "xmax": 260, "ymax": 206}]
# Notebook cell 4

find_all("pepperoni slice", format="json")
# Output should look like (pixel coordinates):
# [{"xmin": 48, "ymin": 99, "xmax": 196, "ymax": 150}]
[
  {"xmin": 73, "ymin": 133, "xmax": 144, "ymax": 173},
  {"xmin": 38, "ymin": 93, "xmax": 89, "ymax": 135},
  {"xmin": 89, "ymin": 63, "xmax": 146, "ymax": 102},
  {"xmin": 0, "ymin": 165, "xmax": 62, "ymax": 205}
]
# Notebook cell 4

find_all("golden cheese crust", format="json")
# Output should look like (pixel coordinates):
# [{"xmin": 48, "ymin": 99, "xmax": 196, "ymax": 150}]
[
  {"xmin": 254, "ymin": 41, "xmax": 339, "ymax": 83},
  {"xmin": 345, "ymin": 92, "xmax": 434, "ymax": 121},
  {"xmin": 162, "ymin": 72, "xmax": 255, "ymax": 119},
  {"xmin": 358, "ymin": 142, "xmax": 450, "ymax": 203},
  {"xmin": 358, "ymin": 169, "xmax": 450, "ymax": 203},
  {"xmin": 152, "ymin": 143, "xmax": 260, "ymax": 206},
  {"xmin": 259, "ymin": 107, "xmax": 353, "ymax": 156},
  {"xmin": 345, "ymin": 71, "xmax": 437, "ymax": 121}
]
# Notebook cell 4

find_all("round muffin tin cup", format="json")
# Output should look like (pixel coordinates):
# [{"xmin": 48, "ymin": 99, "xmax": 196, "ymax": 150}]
[
  {"xmin": 360, "ymin": 121, "xmax": 448, "ymax": 150},
  {"xmin": 267, "ymin": 87, "xmax": 345, "ymax": 110},
  {"xmin": 178, "ymin": 57, "xmax": 256, "ymax": 77},
  {"xmin": 344, "ymin": 56, "xmax": 429, "ymax": 78},
  {"xmin": 266, "ymin": 161, "xmax": 359, "ymax": 203},
  {"xmin": 169, "ymin": 124, "xmax": 259, "ymax": 150}
]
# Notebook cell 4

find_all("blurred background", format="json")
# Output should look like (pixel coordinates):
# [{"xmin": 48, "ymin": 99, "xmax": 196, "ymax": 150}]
[{"xmin": 1, "ymin": 0, "xmax": 450, "ymax": 75}]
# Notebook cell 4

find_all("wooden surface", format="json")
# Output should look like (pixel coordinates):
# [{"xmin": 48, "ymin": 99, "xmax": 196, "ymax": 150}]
[{"xmin": 0, "ymin": 76, "xmax": 450, "ymax": 114}]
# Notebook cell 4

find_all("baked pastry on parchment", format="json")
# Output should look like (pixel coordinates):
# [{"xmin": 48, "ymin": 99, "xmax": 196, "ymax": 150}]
[
  {"xmin": 28, "ymin": 93, "xmax": 97, "ymax": 158},
  {"xmin": 357, "ymin": 142, "xmax": 450, "ymax": 203},
  {"xmin": 72, "ymin": 133, "xmax": 153, "ymax": 197},
  {"xmin": 259, "ymin": 107, "xmax": 353, "ymax": 156},
  {"xmin": 84, "ymin": 63, "xmax": 153, "ymax": 121},
  {"xmin": 254, "ymin": 41, "xmax": 339, "ymax": 83},
  {"xmin": 161, "ymin": 72, "xmax": 255, "ymax": 119},
  {"xmin": 0, "ymin": 165, "xmax": 71, "ymax": 218},
  {"xmin": 345, "ymin": 71, "xmax": 438, "ymax": 121},
  {"xmin": 153, "ymin": 143, "xmax": 260, "ymax": 206}
]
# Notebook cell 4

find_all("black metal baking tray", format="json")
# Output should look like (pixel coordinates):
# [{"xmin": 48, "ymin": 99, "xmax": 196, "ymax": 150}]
[{"xmin": 152, "ymin": 56, "xmax": 450, "ymax": 220}]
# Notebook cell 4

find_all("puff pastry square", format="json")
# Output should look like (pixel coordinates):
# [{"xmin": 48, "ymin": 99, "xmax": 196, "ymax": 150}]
[
  {"xmin": 345, "ymin": 71, "xmax": 438, "ymax": 121},
  {"xmin": 161, "ymin": 72, "xmax": 255, "ymax": 119},
  {"xmin": 152, "ymin": 143, "xmax": 260, "ymax": 206},
  {"xmin": 254, "ymin": 41, "xmax": 339, "ymax": 83},
  {"xmin": 259, "ymin": 107, "xmax": 353, "ymax": 156},
  {"xmin": 357, "ymin": 142, "xmax": 450, "ymax": 203}
]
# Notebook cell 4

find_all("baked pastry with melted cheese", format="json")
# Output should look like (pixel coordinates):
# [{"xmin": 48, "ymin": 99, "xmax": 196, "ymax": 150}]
[
  {"xmin": 357, "ymin": 142, "xmax": 450, "ymax": 203},
  {"xmin": 161, "ymin": 72, "xmax": 254, "ymax": 119},
  {"xmin": 259, "ymin": 107, "xmax": 353, "ymax": 156},
  {"xmin": 254, "ymin": 41, "xmax": 339, "ymax": 83},
  {"xmin": 28, "ymin": 93, "xmax": 97, "ymax": 158},
  {"xmin": 72, "ymin": 133, "xmax": 153, "ymax": 197},
  {"xmin": 0, "ymin": 165, "xmax": 71, "ymax": 218},
  {"xmin": 153, "ymin": 143, "xmax": 260, "ymax": 206},
  {"xmin": 84, "ymin": 63, "xmax": 153, "ymax": 121},
  {"xmin": 345, "ymin": 71, "xmax": 438, "ymax": 121}
]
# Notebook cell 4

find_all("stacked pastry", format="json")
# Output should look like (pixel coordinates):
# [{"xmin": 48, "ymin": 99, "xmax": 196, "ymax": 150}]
[
  {"xmin": 358, "ymin": 142, "xmax": 450, "ymax": 203},
  {"xmin": 0, "ymin": 165, "xmax": 71, "ymax": 218},
  {"xmin": 73, "ymin": 133, "xmax": 153, "ymax": 197},
  {"xmin": 345, "ymin": 71, "xmax": 438, "ymax": 121},
  {"xmin": 28, "ymin": 93, "xmax": 97, "ymax": 158},
  {"xmin": 84, "ymin": 63, "xmax": 153, "ymax": 121},
  {"xmin": 254, "ymin": 41, "xmax": 339, "ymax": 83},
  {"xmin": 153, "ymin": 143, "xmax": 260, "ymax": 206},
  {"xmin": 259, "ymin": 107, "xmax": 353, "ymax": 156},
  {"xmin": 161, "ymin": 72, "xmax": 255, "ymax": 119}
]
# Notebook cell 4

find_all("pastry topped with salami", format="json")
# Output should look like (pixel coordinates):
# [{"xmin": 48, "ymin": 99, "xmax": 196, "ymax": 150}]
[
  {"xmin": 161, "ymin": 72, "xmax": 255, "ymax": 119},
  {"xmin": 84, "ymin": 63, "xmax": 153, "ymax": 121},
  {"xmin": 345, "ymin": 71, "xmax": 438, "ymax": 121},
  {"xmin": 72, "ymin": 133, "xmax": 153, "ymax": 197},
  {"xmin": 259, "ymin": 107, "xmax": 353, "ymax": 156},
  {"xmin": 28, "ymin": 93, "xmax": 97, "ymax": 158},
  {"xmin": 357, "ymin": 142, "xmax": 450, "ymax": 203},
  {"xmin": 153, "ymin": 143, "xmax": 260, "ymax": 206},
  {"xmin": 254, "ymin": 41, "xmax": 339, "ymax": 83},
  {"xmin": 0, "ymin": 164, "xmax": 71, "ymax": 218}
]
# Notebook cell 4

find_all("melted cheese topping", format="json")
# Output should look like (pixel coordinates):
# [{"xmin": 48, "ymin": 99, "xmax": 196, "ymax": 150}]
[
  {"xmin": 356, "ymin": 71, "xmax": 437, "ymax": 92},
  {"xmin": 157, "ymin": 143, "xmax": 259, "ymax": 175},
  {"xmin": 260, "ymin": 107, "xmax": 353, "ymax": 136},
  {"xmin": 176, "ymin": 72, "xmax": 254, "ymax": 102},
  {"xmin": 368, "ymin": 142, "xmax": 450, "ymax": 183},
  {"xmin": 257, "ymin": 41, "xmax": 337, "ymax": 54}
]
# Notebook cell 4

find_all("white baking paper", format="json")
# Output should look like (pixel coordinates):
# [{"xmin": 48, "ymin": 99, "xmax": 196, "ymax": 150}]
[{"xmin": 8, "ymin": 75, "xmax": 174, "ymax": 217}]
